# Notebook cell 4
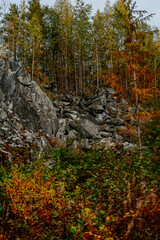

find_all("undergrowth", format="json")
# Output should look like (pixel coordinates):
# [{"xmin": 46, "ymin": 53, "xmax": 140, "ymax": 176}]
[{"xmin": 0, "ymin": 144, "xmax": 159, "ymax": 239}]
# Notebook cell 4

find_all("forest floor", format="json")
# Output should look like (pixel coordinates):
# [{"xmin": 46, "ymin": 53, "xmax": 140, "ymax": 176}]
[{"xmin": 0, "ymin": 136, "xmax": 160, "ymax": 239}]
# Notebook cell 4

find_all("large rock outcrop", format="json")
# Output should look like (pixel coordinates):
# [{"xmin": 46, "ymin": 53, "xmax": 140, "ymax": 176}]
[
  {"xmin": 0, "ymin": 60, "xmax": 136, "ymax": 155},
  {"xmin": 0, "ymin": 59, "xmax": 58, "ymax": 137}
]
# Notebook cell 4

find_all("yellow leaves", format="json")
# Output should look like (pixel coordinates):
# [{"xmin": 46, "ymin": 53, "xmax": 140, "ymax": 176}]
[
  {"xmin": 97, "ymin": 235, "xmax": 102, "ymax": 239},
  {"xmin": 125, "ymin": 114, "xmax": 134, "ymax": 120},
  {"xmin": 105, "ymin": 215, "xmax": 116, "ymax": 222},
  {"xmin": 125, "ymin": 212, "xmax": 131, "ymax": 217},
  {"xmin": 99, "ymin": 225, "xmax": 105, "ymax": 231},
  {"xmin": 117, "ymin": 124, "xmax": 135, "ymax": 136},
  {"xmin": 83, "ymin": 207, "xmax": 96, "ymax": 223},
  {"xmin": 2, "ymin": 165, "xmax": 61, "ymax": 221},
  {"xmin": 116, "ymin": 0, "xmax": 128, "ymax": 20},
  {"xmin": 132, "ymin": 87, "xmax": 153, "ymax": 99},
  {"xmin": 139, "ymin": 111, "xmax": 152, "ymax": 120},
  {"xmin": 126, "ymin": 107, "xmax": 158, "ymax": 122},
  {"xmin": 128, "ymin": 64, "xmax": 139, "ymax": 71},
  {"xmin": 75, "ymin": 185, "xmax": 81, "ymax": 192},
  {"xmin": 106, "ymin": 216, "xmax": 110, "ymax": 221},
  {"xmin": 48, "ymin": 188, "xmax": 56, "ymax": 197},
  {"xmin": 86, "ymin": 231, "xmax": 94, "ymax": 236},
  {"xmin": 104, "ymin": 237, "xmax": 114, "ymax": 240},
  {"xmin": 84, "ymin": 207, "xmax": 92, "ymax": 216},
  {"xmin": 124, "ymin": 211, "xmax": 135, "ymax": 219},
  {"xmin": 84, "ymin": 231, "xmax": 104, "ymax": 239},
  {"xmin": 154, "ymin": 89, "xmax": 160, "ymax": 94}
]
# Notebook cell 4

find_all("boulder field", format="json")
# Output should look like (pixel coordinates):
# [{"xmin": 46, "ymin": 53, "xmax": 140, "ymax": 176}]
[{"xmin": 0, "ymin": 60, "xmax": 135, "ymax": 154}]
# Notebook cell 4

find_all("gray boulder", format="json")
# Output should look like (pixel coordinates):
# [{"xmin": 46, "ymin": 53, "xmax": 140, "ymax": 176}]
[
  {"xmin": 92, "ymin": 94, "xmax": 107, "ymax": 107},
  {"xmin": 0, "ymin": 60, "xmax": 58, "ymax": 136},
  {"xmin": 78, "ymin": 119, "xmax": 100, "ymax": 139},
  {"xmin": 89, "ymin": 105, "xmax": 105, "ymax": 115},
  {"xmin": 56, "ymin": 118, "xmax": 67, "ymax": 139}
]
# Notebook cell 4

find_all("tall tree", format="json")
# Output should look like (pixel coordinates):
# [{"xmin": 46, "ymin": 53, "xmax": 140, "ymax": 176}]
[
  {"xmin": 113, "ymin": 0, "xmax": 153, "ymax": 96},
  {"xmin": 73, "ymin": 0, "xmax": 92, "ymax": 93},
  {"xmin": 27, "ymin": 0, "xmax": 43, "ymax": 81},
  {"xmin": 2, "ymin": 3, "xmax": 20, "ymax": 61},
  {"xmin": 113, "ymin": 0, "xmax": 154, "ymax": 155},
  {"xmin": 0, "ymin": 0, "xmax": 8, "ymax": 57},
  {"xmin": 54, "ymin": 0, "xmax": 73, "ymax": 91},
  {"xmin": 93, "ymin": 10, "xmax": 104, "ymax": 88},
  {"xmin": 93, "ymin": 1, "xmax": 115, "ymax": 88},
  {"xmin": 41, "ymin": 6, "xmax": 60, "ymax": 84},
  {"xmin": 18, "ymin": 0, "xmax": 28, "ymax": 65}
]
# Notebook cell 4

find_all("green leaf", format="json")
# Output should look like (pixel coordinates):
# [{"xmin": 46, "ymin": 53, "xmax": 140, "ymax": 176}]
[{"xmin": 70, "ymin": 226, "xmax": 77, "ymax": 234}]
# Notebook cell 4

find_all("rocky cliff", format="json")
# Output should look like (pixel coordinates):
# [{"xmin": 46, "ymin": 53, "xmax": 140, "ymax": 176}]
[
  {"xmin": 0, "ymin": 60, "xmax": 135, "ymax": 154},
  {"xmin": 0, "ymin": 59, "xmax": 58, "ymax": 133}
]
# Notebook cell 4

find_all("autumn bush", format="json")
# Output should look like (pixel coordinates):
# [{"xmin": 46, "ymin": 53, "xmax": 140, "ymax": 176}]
[{"xmin": 0, "ymin": 144, "xmax": 159, "ymax": 240}]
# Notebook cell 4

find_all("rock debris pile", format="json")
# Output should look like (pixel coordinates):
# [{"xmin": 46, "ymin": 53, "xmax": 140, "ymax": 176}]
[
  {"xmin": 0, "ymin": 59, "xmax": 135, "ymax": 156},
  {"xmin": 54, "ymin": 89, "xmax": 132, "ymax": 147}
]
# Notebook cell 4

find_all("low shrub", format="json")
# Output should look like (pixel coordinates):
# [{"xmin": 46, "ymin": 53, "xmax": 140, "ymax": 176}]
[{"xmin": 0, "ymin": 145, "xmax": 159, "ymax": 239}]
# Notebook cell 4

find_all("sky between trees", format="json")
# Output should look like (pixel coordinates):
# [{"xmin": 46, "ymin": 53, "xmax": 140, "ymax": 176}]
[{"xmin": 42, "ymin": 0, "xmax": 160, "ymax": 27}]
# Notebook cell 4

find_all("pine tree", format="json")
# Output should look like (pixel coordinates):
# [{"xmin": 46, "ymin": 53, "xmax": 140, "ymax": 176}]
[
  {"xmin": 18, "ymin": 0, "xmax": 28, "ymax": 65},
  {"xmin": 2, "ymin": 3, "xmax": 20, "ymax": 61},
  {"xmin": 54, "ymin": 0, "xmax": 73, "ymax": 91},
  {"xmin": 113, "ymin": 0, "xmax": 154, "ymax": 155},
  {"xmin": 40, "ymin": 6, "xmax": 60, "ymax": 85},
  {"xmin": 93, "ymin": 1, "xmax": 115, "ymax": 88},
  {"xmin": 27, "ymin": 0, "xmax": 43, "ymax": 81},
  {"xmin": 73, "ymin": 0, "xmax": 92, "ymax": 93},
  {"xmin": 0, "ymin": 0, "xmax": 8, "ymax": 57}
]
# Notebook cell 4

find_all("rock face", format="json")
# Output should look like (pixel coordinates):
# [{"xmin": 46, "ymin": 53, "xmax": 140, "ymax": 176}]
[
  {"xmin": 0, "ymin": 60, "xmax": 135, "ymax": 154},
  {"xmin": 0, "ymin": 59, "xmax": 58, "ymax": 136}
]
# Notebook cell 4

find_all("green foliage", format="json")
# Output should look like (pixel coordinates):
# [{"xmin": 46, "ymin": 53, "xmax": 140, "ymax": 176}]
[
  {"xmin": 1, "ymin": 0, "xmax": 160, "ymax": 97},
  {"xmin": 0, "ymin": 144, "xmax": 159, "ymax": 239}
]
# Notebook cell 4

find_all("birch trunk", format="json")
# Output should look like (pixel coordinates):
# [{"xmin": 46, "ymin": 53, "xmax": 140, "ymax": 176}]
[
  {"xmin": 65, "ymin": 48, "xmax": 68, "ymax": 91},
  {"xmin": 31, "ymin": 41, "xmax": 35, "ymax": 81},
  {"xmin": 96, "ymin": 38, "xmax": 99, "ymax": 88},
  {"xmin": 134, "ymin": 69, "xmax": 142, "ymax": 156},
  {"xmin": 14, "ymin": 36, "xmax": 17, "ymax": 62}
]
